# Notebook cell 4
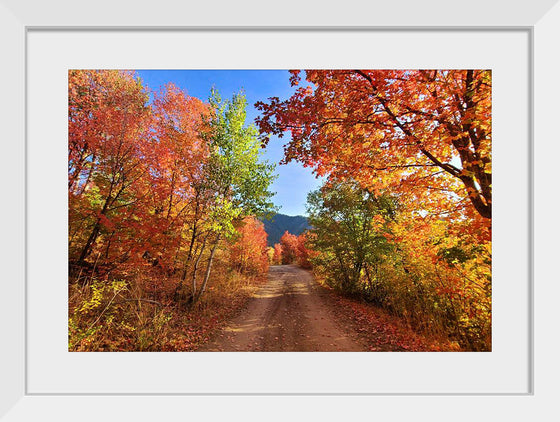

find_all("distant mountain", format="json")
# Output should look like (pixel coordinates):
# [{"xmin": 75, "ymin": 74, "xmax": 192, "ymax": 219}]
[{"xmin": 261, "ymin": 213, "xmax": 311, "ymax": 246}]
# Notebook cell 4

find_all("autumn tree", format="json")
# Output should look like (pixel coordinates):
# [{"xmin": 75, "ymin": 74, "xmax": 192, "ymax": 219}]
[
  {"xmin": 256, "ymin": 70, "xmax": 492, "ymax": 223},
  {"xmin": 295, "ymin": 232, "xmax": 315, "ymax": 269},
  {"xmin": 385, "ymin": 212, "xmax": 491, "ymax": 350},
  {"xmin": 68, "ymin": 70, "xmax": 152, "ymax": 268},
  {"xmin": 279, "ymin": 231, "xmax": 298, "ymax": 264},
  {"xmin": 68, "ymin": 71, "xmax": 214, "ymax": 276},
  {"xmin": 272, "ymin": 243, "xmax": 283, "ymax": 265},
  {"xmin": 142, "ymin": 83, "xmax": 210, "ymax": 268},
  {"xmin": 229, "ymin": 216, "xmax": 270, "ymax": 276}
]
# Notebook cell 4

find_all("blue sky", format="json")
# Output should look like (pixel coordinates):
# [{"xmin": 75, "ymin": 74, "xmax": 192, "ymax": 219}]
[{"xmin": 135, "ymin": 70, "xmax": 322, "ymax": 217}]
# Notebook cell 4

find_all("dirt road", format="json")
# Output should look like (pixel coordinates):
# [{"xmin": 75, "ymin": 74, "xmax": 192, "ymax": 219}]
[{"xmin": 199, "ymin": 265, "xmax": 366, "ymax": 351}]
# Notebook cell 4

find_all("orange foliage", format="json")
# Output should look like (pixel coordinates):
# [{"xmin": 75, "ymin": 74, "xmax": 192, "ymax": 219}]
[
  {"xmin": 256, "ymin": 69, "xmax": 492, "ymax": 225},
  {"xmin": 295, "ymin": 232, "xmax": 315, "ymax": 269},
  {"xmin": 229, "ymin": 217, "xmax": 270, "ymax": 276},
  {"xmin": 279, "ymin": 231, "xmax": 299, "ymax": 264},
  {"xmin": 272, "ymin": 243, "xmax": 283, "ymax": 265},
  {"xmin": 68, "ymin": 70, "xmax": 211, "ymax": 270}
]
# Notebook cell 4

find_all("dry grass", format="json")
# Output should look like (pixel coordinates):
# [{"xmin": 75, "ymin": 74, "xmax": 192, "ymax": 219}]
[
  {"xmin": 314, "ymin": 275, "xmax": 462, "ymax": 352},
  {"xmin": 68, "ymin": 261, "xmax": 268, "ymax": 352}
]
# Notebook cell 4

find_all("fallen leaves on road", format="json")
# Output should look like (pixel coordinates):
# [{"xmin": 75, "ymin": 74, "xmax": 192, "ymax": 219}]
[{"xmin": 325, "ymin": 288, "xmax": 460, "ymax": 352}]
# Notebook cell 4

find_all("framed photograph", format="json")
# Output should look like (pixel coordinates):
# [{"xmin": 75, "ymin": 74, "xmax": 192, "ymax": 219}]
[{"xmin": 1, "ymin": 0, "xmax": 558, "ymax": 420}]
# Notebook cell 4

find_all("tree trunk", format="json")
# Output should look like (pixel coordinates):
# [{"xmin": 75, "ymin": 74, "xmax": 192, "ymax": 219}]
[
  {"xmin": 194, "ymin": 235, "xmax": 221, "ymax": 303},
  {"xmin": 77, "ymin": 174, "xmax": 116, "ymax": 265},
  {"xmin": 77, "ymin": 219, "xmax": 102, "ymax": 265},
  {"xmin": 190, "ymin": 238, "xmax": 207, "ymax": 295}
]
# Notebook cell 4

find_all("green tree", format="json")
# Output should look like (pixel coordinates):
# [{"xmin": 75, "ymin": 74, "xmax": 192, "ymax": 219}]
[
  {"xmin": 191, "ymin": 89, "xmax": 277, "ymax": 302},
  {"xmin": 307, "ymin": 180, "xmax": 396, "ymax": 295}
]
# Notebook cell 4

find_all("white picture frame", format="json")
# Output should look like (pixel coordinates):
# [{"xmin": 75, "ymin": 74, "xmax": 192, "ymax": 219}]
[{"xmin": 1, "ymin": 0, "xmax": 558, "ymax": 420}]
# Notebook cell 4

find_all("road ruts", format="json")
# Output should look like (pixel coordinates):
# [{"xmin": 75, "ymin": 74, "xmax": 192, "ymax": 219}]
[{"xmin": 198, "ymin": 265, "xmax": 366, "ymax": 352}]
